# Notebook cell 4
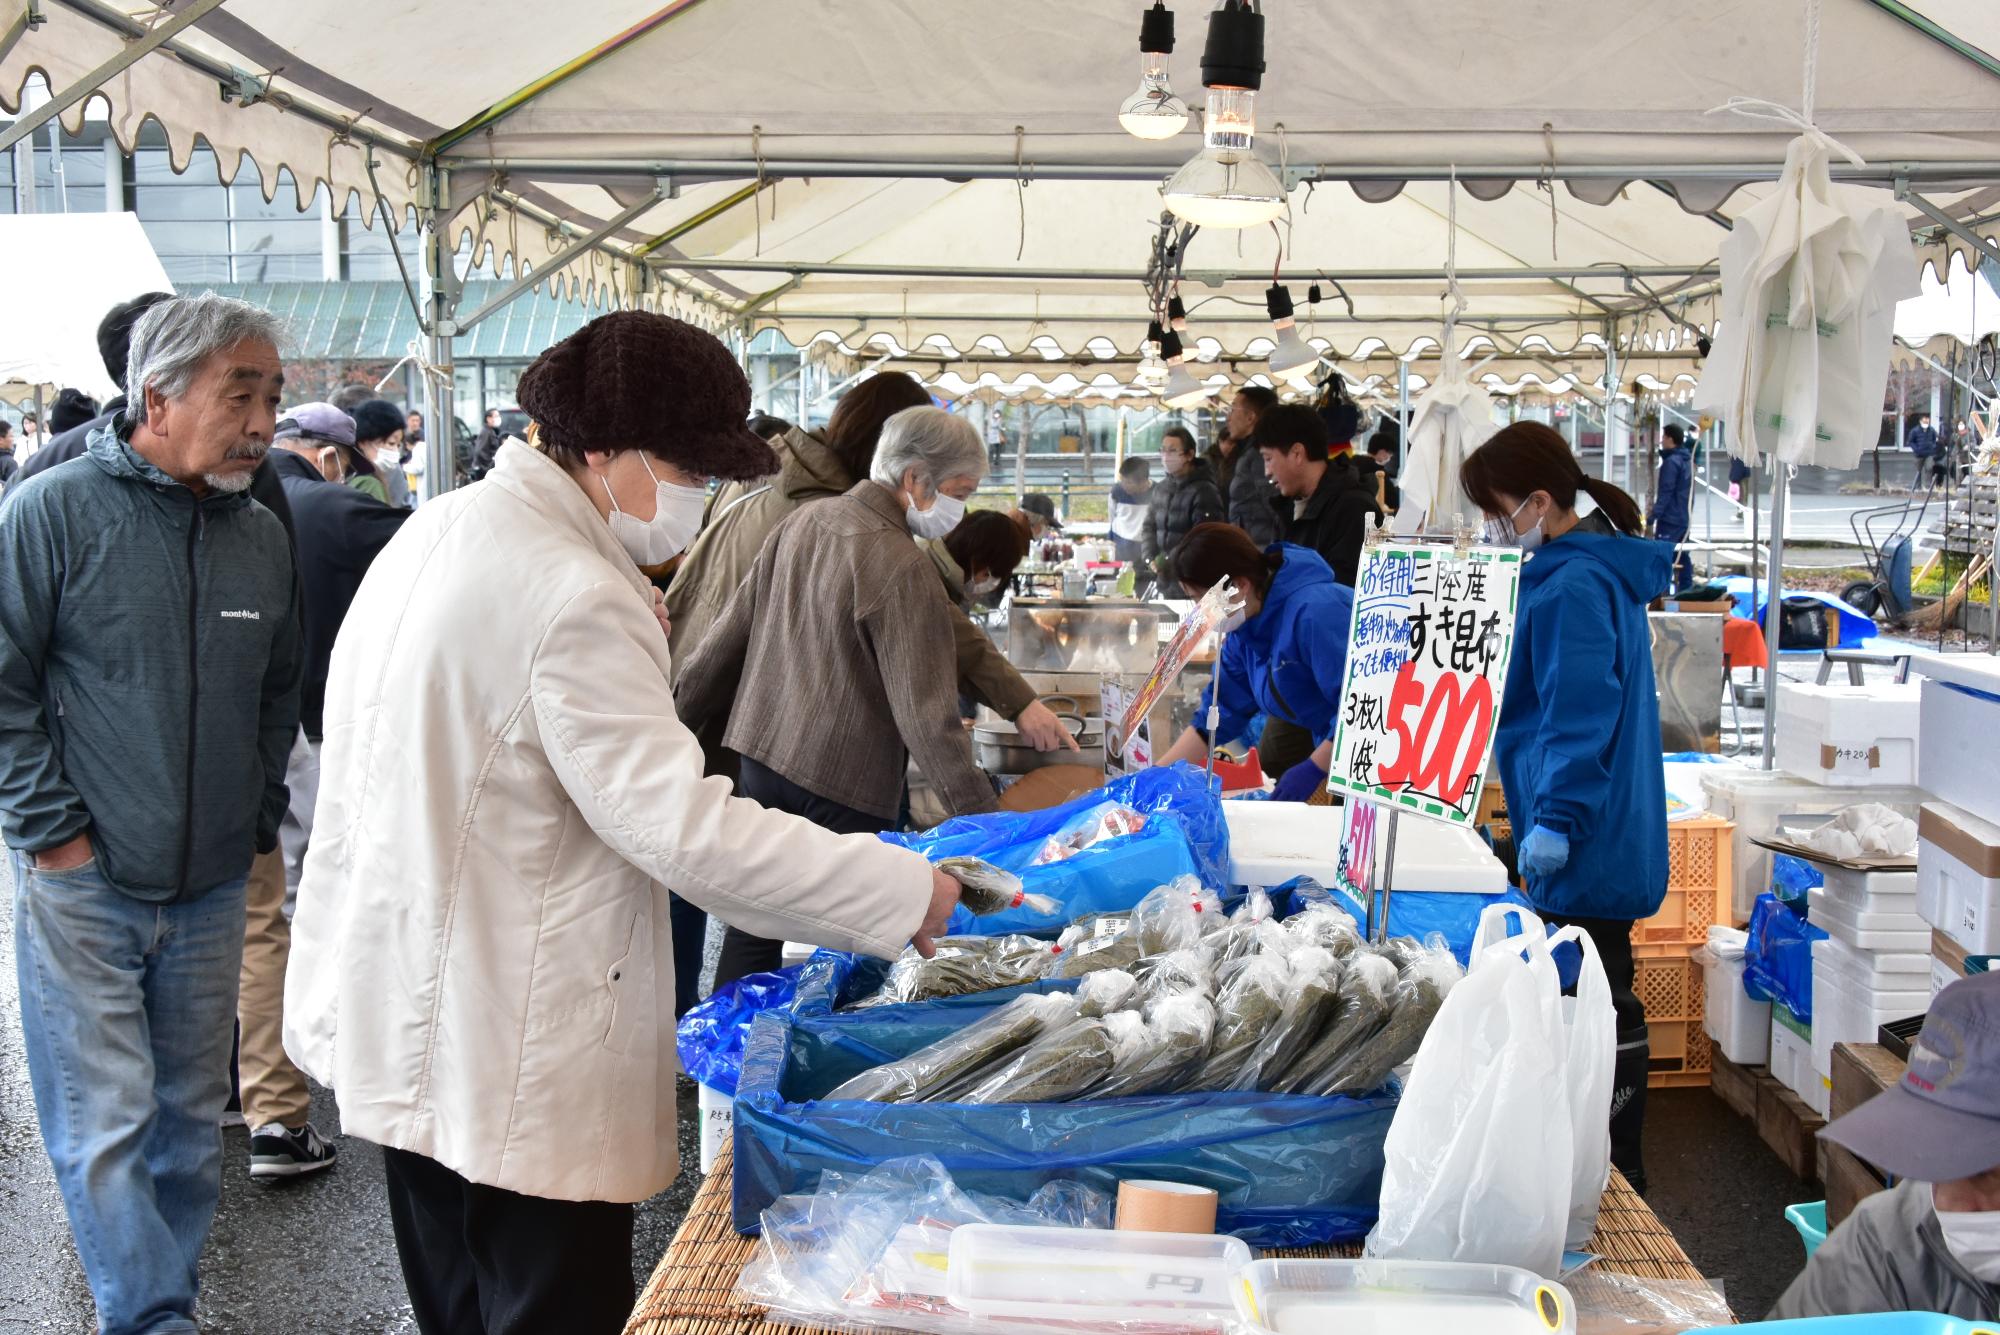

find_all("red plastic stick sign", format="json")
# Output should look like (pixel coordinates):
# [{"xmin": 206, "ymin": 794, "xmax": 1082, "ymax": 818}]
[{"xmin": 1326, "ymin": 543, "xmax": 1522, "ymax": 824}]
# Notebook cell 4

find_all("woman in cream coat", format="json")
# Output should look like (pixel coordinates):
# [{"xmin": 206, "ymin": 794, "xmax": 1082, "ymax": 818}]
[{"xmin": 285, "ymin": 312, "xmax": 958, "ymax": 1334}]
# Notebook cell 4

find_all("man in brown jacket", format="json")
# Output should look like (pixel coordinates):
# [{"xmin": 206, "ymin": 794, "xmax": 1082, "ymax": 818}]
[{"xmin": 676, "ymin": 407, "xmax": 1001, "ymax": 986}]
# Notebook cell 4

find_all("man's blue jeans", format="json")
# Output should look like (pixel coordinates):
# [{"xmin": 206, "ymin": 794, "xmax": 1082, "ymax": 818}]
[{"xmin": 12, "ymin": 855, "xmax": 247, "ymax": 1335}]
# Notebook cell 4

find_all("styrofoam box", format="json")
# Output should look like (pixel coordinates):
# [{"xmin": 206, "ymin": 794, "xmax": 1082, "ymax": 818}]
[
  {"xmin": 780, "ymin": 940, "xmax": 817, "ymax": 968},
  {"xmin": 1814, "ymin": 933, "xmax": 1930, "ymax": 989},
  {"xmin": 1817, "ymin": 863, "xmax": 1919, "ymax": 911},
  {"xmin": 1810, "ymin": 941, "xmax": 1929, "ymax": 1079},
  {"xmin": 1698, "ymin": 769, "xmax": 1927, "ymax": 923},
  {"xmin": 1774, "ymin": 681, "xmax": 1922, "ymax": 787},
  {"xmin": 1223, "ymin": 802, "xmax": 1507, "ymax": 894},
  {"xmin": 1808, "ymin": 887, "xmax": 1933, "ymax": 952},
  {"xmin": 1769, "ymin": 1012, "xmax": 1829, "ymax": 1117},
  {"xmin": 697, "ymin": 1083, "xmax": 732, "ymax": 1175},
  {"xmin": 1917, "ymin": 800, "xmax": 2000, "ymax": 955},
  {"xmin": 1701, "ymin": 950, "xmax": 1770, "ymax": 1065},
  {"xmin": 1915, "ymin": 659, "xmax": 2000, "ymax": 828}
]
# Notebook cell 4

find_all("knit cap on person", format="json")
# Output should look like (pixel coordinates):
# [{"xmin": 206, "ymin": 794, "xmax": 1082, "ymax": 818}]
[
  {"xmin": 349, "ymin": 398, "xmax": 405, "ymax": 445},
  {"xmin": 514, "ymin": 311, "xmax": 780, "ymax": 482}
]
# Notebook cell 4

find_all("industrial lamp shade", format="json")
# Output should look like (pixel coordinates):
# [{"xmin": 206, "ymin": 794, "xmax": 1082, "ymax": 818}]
[
  {"xmin": 1161, "ymin": 359, "xmax": 1212, "ymax": 407},
  {"xmin": 1163, "ymin": 3, "xmax": 1283, "ymax": 228}
]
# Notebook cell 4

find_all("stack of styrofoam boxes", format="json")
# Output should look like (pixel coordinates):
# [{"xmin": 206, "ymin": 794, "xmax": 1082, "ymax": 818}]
[
  {"xmin": 1630, "ymin": 817, "xmax": 1733, "ymax": 1087},
  {"xmin": 1756, "ymin": 681, "xmax": 1925, "ymax": 1117},
  {"xmin": 1806, "ymin": 860, "xmax": 1931, "ymax": 1117},
  {"xmin": 1701, "ymin": 923, "xmax": 1770, "ymax": 1066},
  {"xmin": 1913, "ymin": 655, "xmax": 2000, "ymax": 993}
]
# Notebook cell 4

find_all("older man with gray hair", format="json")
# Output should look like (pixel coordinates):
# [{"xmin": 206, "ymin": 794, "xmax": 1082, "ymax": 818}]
[
  {"xmin": 0, "ymin": 292, "xmax": 301, "ymax": 1334},
  {"xmin": 677, "ymin": 404, "xmax": 1000, "ymax": 986}
]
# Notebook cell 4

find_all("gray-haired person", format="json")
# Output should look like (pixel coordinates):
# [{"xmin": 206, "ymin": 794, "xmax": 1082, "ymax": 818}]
[
  {"xmin": 0, "ymin": 292, "xmax": 302, "ymax": 1334},
  {"xmin": 677, "ymin": 405, "xmax": 1000, "ymax": 987}
]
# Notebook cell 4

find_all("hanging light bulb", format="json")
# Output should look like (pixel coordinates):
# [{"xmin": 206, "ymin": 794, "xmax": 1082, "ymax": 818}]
[
  {"xmin": 1265, "ymin": 284, "xmax": 1320, "ymax": 388},
  {"xmin": 1118, "ymin": 2, "xmax": 1190, "ymax": 140},
  {"xmin": 1168, "ymin": 295, "xmax": 1190, "ymax": 336},
  {"xmin": 1163, "ymin": 1, "xmax": 1285, "ymax": 229},
  {"xmin": 1157, "ymin": 329, "xmax": 1212, "ymax": 408},
  {"xmin": 1136, "ymin": 319, "xmax": 1170, "ymax": 385}
]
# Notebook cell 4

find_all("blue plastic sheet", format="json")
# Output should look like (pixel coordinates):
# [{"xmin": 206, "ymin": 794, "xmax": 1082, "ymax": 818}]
[
  {"xmin": 1325, "ymin": 885, "xmax": 1531, "ymax": 967},
  {"xmin": 1771, "ymin": 853, "xmax": 1825, "ymax": 912},
  {"xmin": 1720, "ymin": 578, "xmax": 1876, "ymax": 651},
  {"xmin": 883, "ymin": 765, "xmax": 1231, "ymax": 936},
  {"xmin": 731, "ymin": 994, "xmax": 1399, "ymax": 1246},
  {"xmin": 675, "ymin": 968, "xmax": 800, "ymax": 1097},
  {"xmin": 1743, "ymin": 893, "xmax": 1827, "ymax": 1022}
]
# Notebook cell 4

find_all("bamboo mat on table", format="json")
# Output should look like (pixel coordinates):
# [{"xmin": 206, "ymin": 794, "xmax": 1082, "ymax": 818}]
[{"xmin": 625, "ymin": 1147, "xmax": 1727, "ymax": 1334}]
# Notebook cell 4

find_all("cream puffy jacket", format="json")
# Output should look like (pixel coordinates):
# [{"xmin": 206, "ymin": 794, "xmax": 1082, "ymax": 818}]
[{"xmin": 285, "ymin": 440, "xmax": 933, "ymax": 1203}]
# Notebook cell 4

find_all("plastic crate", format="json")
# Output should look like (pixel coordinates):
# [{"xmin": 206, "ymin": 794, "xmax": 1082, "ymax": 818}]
[
  {"xmin": 1635, "ymin": 953, "xmax": 1704, "ymax": 1024},
  {"xmin": 1632, "ymin": 817, "xmax": 1732, "ymax": 954},
  {"xmin": 1646, "ymin": 1017, "xmax": 1713, "ymax": 1088}
]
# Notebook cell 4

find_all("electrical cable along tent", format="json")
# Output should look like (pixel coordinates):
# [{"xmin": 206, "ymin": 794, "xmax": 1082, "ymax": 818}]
[{"xmin": 6, "ymin": 0, "xmax": 2000, "ymax": 489}]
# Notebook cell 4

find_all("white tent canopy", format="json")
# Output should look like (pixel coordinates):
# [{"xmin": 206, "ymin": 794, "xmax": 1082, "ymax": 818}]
[
  {"xmin": 6, "ymin": 0, "xmax": 1999, "ymax": 428},
  {"xmin": 0, "ymin": 212, "xmax": 171, "ymax": 398}
]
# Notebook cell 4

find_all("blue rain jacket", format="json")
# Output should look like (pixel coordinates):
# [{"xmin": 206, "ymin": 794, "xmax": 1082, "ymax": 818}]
[
  {"xmin": 1495, "ymin": 529, "xmax": 1673, "ymax": 921},
  {"xmin": 1648, "ymin": 445, "xmax": 1694, "ymax": 543},
  {"xmin": 1198, "ymin": 544, "xmax": 1354, "ymax": 749}
]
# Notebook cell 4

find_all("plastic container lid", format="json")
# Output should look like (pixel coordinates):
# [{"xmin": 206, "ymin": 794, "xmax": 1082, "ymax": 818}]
[
  {"xmin": 1707, "ymin": 924, "xmax": 1750, "ymax": 957},
  {"xmin": 1232, "ymin": 1258, "xmax": 1574, "ymax": 1335},
  {"xmin": 946, "ymin": 1223, "xmax": 1251, "ymax": 1325}
]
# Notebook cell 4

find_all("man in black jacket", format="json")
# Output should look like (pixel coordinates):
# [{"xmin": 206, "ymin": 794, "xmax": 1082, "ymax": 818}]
[
  {"xmin": 1143, "ymin": 425, "xmax": 1225, "ymax": 578},
  {"xmin": 1207, "ymin": 385, "xmax": 1279, "ymax": 545},
  {"xmin": 1257, "ymin": 403, "xmax": 1383, "ymax": 586}
]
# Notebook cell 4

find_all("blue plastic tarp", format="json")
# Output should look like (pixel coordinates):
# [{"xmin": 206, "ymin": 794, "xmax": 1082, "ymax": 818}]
[
  {"xmin": 883, "ymin": 765, "xmax": 1231, "ymax": 936},
  {"xmin": 1720, "ymin": 578, "xmax": 1876, "ymax": 651},
  {"xmin": 1771, "ymin": 853, "xmax": 1825, "ymax": 912},
  {"xmin": 675, "ymin": 968, "xmax": 801, "ymax": 1097},
  {"xmin": 1743, "ymin": 892, "xmax": 1827, "ymax": 1021},
  {"xmin": 731, "ymin": 994, "xmax": 1399, "ymax": 1247},
  {"xmin": 1327, "ymin": 883, "xmax": 1533, "ymax": 967}
]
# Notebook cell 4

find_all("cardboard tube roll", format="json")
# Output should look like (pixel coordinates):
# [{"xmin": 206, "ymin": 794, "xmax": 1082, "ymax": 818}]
[{"xmin": 1116, "ymin": 1179, "xmax": 1218, "ymax": 1234}]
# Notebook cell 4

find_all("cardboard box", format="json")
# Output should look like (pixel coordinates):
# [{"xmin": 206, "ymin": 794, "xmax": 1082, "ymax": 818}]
[
  {"xmin": 1650, "ymin": 597, "xmax": 1735, "ymax": 615},
  {"xmin": 1931, "ymin": 926, "xmax": 1998, "ymax": 991},
  {"xmin": 995, "ymin": 764, "xmax": 1104, "ymax": 812}
]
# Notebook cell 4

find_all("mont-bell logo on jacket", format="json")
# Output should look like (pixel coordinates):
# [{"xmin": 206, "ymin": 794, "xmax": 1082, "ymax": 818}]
[{"xmin": 219, "ymin": 609, "xmax": 261, "ymax": 621}]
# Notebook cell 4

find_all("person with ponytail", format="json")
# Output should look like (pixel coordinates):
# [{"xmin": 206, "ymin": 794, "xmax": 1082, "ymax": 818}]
[
  {"xmin": 1152, "ymin": 523, "xmax": 1354, "ymax": 799},
  {"xmin": 1459, "ymin": 421, "xmax": 1672, "ymax": 1193}
]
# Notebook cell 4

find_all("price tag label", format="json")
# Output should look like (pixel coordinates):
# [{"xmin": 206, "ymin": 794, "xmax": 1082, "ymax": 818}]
[{"xmin": 1326, "ymin": 543, "xmax": 1523, "ymax": 825}]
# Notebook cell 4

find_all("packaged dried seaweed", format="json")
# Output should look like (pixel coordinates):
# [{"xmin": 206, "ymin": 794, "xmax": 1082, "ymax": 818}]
[
  {"xmin": 1052, "ymin": 928, "xmax": 1142, "ymax": 979},
  {"xmin": 1130, "ymin": 876, "xmax": 1225, "ymax": 956},
  {"xmin": 852, "ymin": 934, "xmax": 1057, "ymax": 1008},
  {"xmin": 1054, "ymin": 911, "xmax": 1131, "ymax": 954},
  {"xmin": 1092, "ymin": 994, "xmax": 1216, "ymax": 1098},
  {"xmin": 823, "ymin": 993, "xmax": 1075, "ymax": 1103},
  {"xmin": 935, "ymin": 856, "xmax": 1061, "ymax": 917},
  {"xmin": 1312, "ymin": 946, "xmax": 1464, "ymax": 1096},
  {"xmin": 1274, "ymin": 952, "xmax": 1397, "ymax": 1095},
  {"xmin": 1180, "ymin": 954, "xmax": 1291, "ymax": 1092},
  {"xmin": 1286, "ymin": 902, "xmax": 1363, "ymax": 959},
  {"xmin": 1135, "ymin": 947, "xmax": 1213, "ymax": 1006},
  {"xmin": 959, "ymin": 1016, "xmax": 1118, "ymax": 1104},
  {"xmin": 1230, "ymin": 885, "xmax": 1274, "ymax": 925},
  {"xmin": 1072, "ymin": 968, "xmax": 1139, "ymax": 1018},
  {"xmin": 1231, "ymin": 947, "xmax": 1344, "ymax": 1092}
]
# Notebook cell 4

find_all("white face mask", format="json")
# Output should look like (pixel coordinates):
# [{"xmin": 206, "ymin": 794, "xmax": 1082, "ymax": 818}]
[
  {"xmin": 1484, "ymin": 496, "xmax": 1545, "ymax": 552},
  {"xmin": 601, "ymin": 454, "xmax": 708, "ymax": 566},
  {"xmin": 1933, "ymin": 1185, "xmax": 2000, "ymax": 1282},
  {"xmin": 965, "ymin": 574, "xmax": 1002, "ymax": 600},
  {"xmin": 906, "ymin": 483, "xmax": 966, "ymax": 539}
]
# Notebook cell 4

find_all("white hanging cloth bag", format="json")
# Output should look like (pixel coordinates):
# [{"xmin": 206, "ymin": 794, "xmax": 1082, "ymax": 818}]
[
  {"xmin": 1546, "ymin": 924, "xmax": 1617, "ymax": 1249},
  {"xmin": 1691, "ymin": 1, "xmax": 1919, "ymax": 469},
  {"xmin": 1366, "ymin": 905, "xmax": 1573, "ymax": 1277}
]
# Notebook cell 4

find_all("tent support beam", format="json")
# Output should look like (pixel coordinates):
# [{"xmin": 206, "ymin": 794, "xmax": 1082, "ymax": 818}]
[
  {"xmin": 1898, "ymin": 181, "xmax": 2000, "ymax": 270},
  {"xmin": 0, "ymin": 0, "xmax": 44, "ymax": 66},
  {"xmin": 474, "ymin": 156, "xmax": 2000, "ymax": 187},
  {"xmin": 632, "ymin": 181, "xmax": 770, "ymax": 258},
  {"xmin": 0, "ymin": 0, "xmax": 232, "ymax": 153},
  {"xmin": 455, "ymin": 189, "xmax": 664, "ymax": 334},
  {"xmin": 646, "ymin": 258, "xmax": 1715, "ymax": 283}
]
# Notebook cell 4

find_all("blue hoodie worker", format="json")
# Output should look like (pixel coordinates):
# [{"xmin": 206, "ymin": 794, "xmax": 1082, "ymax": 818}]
[
  {"xmin": 1153, "ymin": 524, "xmax": 1354, "ymax": 797},
  {"xmin": 1461, "ymin": 421, "xmax": 1673, "ymax": 1193},
  {"xmin": 1648, "ymin": 423, "xmax": 1695, "ymax": 592}
]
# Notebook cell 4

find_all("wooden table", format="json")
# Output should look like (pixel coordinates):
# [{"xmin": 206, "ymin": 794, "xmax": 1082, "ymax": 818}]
[{"xmin": 625, "ymin": 1147, "xmax": 1729, "ymax": 1334}]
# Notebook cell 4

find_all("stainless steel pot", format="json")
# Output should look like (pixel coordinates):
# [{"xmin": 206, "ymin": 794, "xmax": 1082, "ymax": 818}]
[{"xmin": 972, "ymin": 712, "xmax": 1107, "ymax": 774}]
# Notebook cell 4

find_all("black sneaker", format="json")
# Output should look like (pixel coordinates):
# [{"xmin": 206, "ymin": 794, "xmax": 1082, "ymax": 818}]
[{"xmin": 248, "ymin": 1123, "xmax": 338, "ymax": 1180}]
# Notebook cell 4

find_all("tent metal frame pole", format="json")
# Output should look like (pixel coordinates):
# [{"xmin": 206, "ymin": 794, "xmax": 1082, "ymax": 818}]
[
  {"xmin": 421, "ymin": 160, "xmax": 457, "ymax": 499},
  {"xmin": 649, "ymin": 259, "xmax": 1716, "ymax": 283},
  {"xmin": 1761, "ymin": 464, "xmax": 1788, "ymax": 770},
  {"xmin": 454, "ymin": 189, "xmax": 663, "ymax": 333},
  {"xmin": 1897, "ymin": 181, "xmax": 2000, "ymax": 270},
  {"xmin": 473, "ymin": 156, "xmax": 2000, "ymax": 187},
  {"xmin": 0, "ymin": 0, "xmax": 233, "ymax": 153}
]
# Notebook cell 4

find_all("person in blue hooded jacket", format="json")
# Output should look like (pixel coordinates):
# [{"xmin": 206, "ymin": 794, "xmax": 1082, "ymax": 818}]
[
  {"xmin": 1647, "ymin": 423, "xmax": 1695, "ymax": 592},
  {"xmin": 1461, "ymin": 421, "xmax": 1672, "ymax": 1193},
  {"xmin": 1154, "ymin": 523, "xmax": 1354, "ymax": 800}
]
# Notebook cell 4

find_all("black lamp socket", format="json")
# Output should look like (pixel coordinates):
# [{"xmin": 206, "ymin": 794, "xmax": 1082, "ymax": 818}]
[
  {"xmin": 1139, "ymin": 2, "xmax": 1176, "ymax": 54},
  {"xmin": 1200, "ymin": 0, "xmax": 1265, "ymax": 90},
  {"xmin": 1265, "ymin": 284, "xmax": 1295, "ymax": 321},
  {"xmin": 1159, "ymin": 329, "xmax": 1187, "ymax": 360}
]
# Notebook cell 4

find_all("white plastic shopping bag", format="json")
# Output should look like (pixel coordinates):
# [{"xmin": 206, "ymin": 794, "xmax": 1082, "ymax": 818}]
[
  {"xmin": 1546, "ymin": 925, "xmax": 1616, "ymax": 1248},
  {"xmin": 1366, "ymin": 905, "xmax": 1572, "ymax": 1277}
]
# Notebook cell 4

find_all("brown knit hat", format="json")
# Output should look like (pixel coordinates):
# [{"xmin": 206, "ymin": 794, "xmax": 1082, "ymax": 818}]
[{"xmin": 515, "ymin": 311, "xmax": 779, "ymax": 482}]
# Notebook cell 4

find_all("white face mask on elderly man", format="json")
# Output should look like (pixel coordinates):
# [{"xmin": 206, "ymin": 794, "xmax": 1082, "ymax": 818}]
[
  {"xmin": 601, "ymin": 453, "xmax": 708, "ymax": 566},
  {"xmin": 1933, "ymin": 1185, "xmax": 2000, "ymax": 1281},
  {"xmin": 907, "ymin": 486, "xmax": 966, "ymax": 540}
]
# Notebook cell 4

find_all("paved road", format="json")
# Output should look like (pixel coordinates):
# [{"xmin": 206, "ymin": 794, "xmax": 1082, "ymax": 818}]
[{"xmin": 0, "ymin": 854, "xmax": 705, "ymax": 1333}]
